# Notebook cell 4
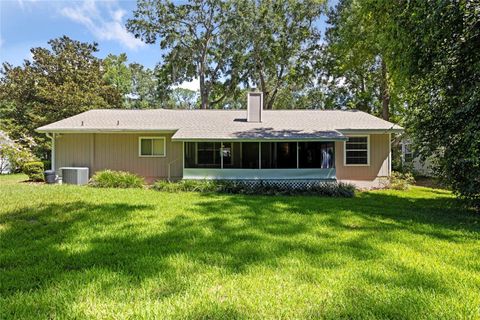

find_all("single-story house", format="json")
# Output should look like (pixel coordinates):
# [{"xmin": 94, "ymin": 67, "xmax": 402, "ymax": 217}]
[{"xmin": 37, "ymin": 92, "xmax": 403, "ymax": 188}]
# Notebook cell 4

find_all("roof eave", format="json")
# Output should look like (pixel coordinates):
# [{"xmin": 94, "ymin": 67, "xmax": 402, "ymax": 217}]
[
  {"xmin": 338, "ymin": 128, "xmax": 404, "ymax": 134},
  {"xmin": 36, "ymin": 128, "xmax": 178, "ymax": 134},
  {"xmin": 171, "ymin": 137, "xmax": 348, "ymax": 142}
]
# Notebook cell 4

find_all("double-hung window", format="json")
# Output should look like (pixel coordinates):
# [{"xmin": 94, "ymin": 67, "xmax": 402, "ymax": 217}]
[
  {"xmin": 345, "ymin": 136, "xmax": 369, "ymax": 165},
  {"xmin": 139, "ymin": 137, "xmax": 166, "ymax": 157}
]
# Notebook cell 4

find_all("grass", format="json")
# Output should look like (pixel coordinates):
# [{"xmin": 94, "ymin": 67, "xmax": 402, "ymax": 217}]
[{"xmin": 0, "ymin": 174, "xmax": 479, "ymax": 319}]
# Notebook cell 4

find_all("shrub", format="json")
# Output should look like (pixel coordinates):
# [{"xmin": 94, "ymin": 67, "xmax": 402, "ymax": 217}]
[
  {"xmin": 22, "ymin": 161, "xmax": 45, "ymax": 182},
  {"xmin": 153, "ymin": 180, "xmax": 356, "ymax": 197},
  {"xmin": 390, "ymin": 171, "xmax": 416, "ymax": 190},
  {"xmin": 89, "ymin": 170, "xmax": 144, "ymax": 188},
  {"xmin": 0, "ymin": 135, "xmax": 37, "ymax": 173}
]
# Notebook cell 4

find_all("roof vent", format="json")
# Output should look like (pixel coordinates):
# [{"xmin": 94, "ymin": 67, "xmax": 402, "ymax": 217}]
[{"xmin": 247, "ymin": 92, "xmax": 263, "ymax": 123}]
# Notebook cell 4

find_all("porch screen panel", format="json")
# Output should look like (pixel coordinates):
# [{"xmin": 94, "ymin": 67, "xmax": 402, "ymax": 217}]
[
  {"xmin": 184, "ymin": 142, "xmax": 196, "ymax": 168},
  {"xmin": 276, "ymin": 142, "xmax": 297, "ymax": 168},
  {"xmin": 197, "ymin": 142, "xmax": 221, "ymax": 168},
  {"xmin": 184, "ymin": 142, "xmax": 221, "ymax": 168},
  {"xmin": 261, "ymin": 142, "xmax": 275, "ymax": 168},
  {"xmin": 224, "ymin": 142, "xmax": 241, "ymax": 168},
  {"xmin": 261, "ymin": 142, "xmax": 296, "ymax": 168},
  {"xmin": 241, "ymin": 142, "xmax": 259, "ymax": 169}
]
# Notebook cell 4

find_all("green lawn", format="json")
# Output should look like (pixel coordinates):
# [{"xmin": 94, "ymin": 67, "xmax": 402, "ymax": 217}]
[{"xmin": 1, "ymin": 175, "xmax": 479, "ymax": 319}]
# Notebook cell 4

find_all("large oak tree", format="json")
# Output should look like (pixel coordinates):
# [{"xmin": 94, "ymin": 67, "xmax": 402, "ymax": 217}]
[{"xmin": 0, "ymin": 36, "xmax": 122, "ymax": 156}]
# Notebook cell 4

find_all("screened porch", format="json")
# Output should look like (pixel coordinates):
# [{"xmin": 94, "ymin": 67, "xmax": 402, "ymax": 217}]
[{"xmin": 183, "ymin": 141, "xmax": 336, "ymax": 180}]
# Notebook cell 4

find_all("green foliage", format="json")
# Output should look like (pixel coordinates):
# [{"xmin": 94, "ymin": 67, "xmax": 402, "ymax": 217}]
[
  {"xmin": 364, "ymin": 0, "xmax": 480, "ymax": 207},
  {"xmin": 89, "ymin": 170, "xmax": 145, "ymax": 188},
  {"xmin": 127, "ymin": 0, "xmax": 325, "ymax": 109},
  {"xmin": 321, "ymin": 0, "xmax": 400, "ymax": 120},
  {"xmin": 153, "ymin": 179, "xmax": 356, "ymax": 197},
  {"xmin": 163, "ymin": 88, "xmax": 198, "ymax": 109},
  {"xmin": 233, "ymin": 0, "xmax": 325, "ymax": 109},
  {"xmin": 1, "ymin": 174, "xmax": 479, "ymax": 318},
  {"xmin": 22, "ymin": 161, "xmax": 44, "ymax": 182},
  {"xmin": 0, "ymin": 36, "xmax": 123, "ymax": 156},
  {"xmin": 103, "ymin": 53, "xmax": 132, "ymax": 100},
  {"xmin": 389, "ymin": 171, "xmax": 416, "ymax": 191},
  {"xmin": 128, "ymin": 63, "xmax": 158, "ymax": 109},
  {"xmin": 0, "ymin": 132, "xmax": 37, "ymax": 173},
  {"xmin": 127, "ymin": 0, "xmax": 243, "ymax": 109}
]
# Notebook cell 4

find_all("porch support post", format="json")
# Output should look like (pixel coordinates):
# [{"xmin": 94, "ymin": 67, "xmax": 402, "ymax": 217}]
[
  {"xmin": 220, "ymin": 142, "xmax": 224, "ymax": 169},
  {"xmin": 258, "ymin": 142, "xmax": 261, "ymax": 169},
  {"xmin": 296, "ymin": 142, "xmax": 299, "ymax": 169}
]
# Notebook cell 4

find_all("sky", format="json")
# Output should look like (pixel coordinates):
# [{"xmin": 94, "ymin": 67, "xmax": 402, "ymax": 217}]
[{"xmin": 0, "ymin": 0, "xmax": 335, "ymax": 91}]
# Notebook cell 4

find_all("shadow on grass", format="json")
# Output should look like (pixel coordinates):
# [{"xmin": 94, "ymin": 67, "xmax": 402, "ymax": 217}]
[{"xmin": 0, "ymin": 190, "xmax": 478, "ymax": 318}]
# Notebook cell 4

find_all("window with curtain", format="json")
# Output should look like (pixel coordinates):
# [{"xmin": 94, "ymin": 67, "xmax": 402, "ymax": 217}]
[
  {"xmin": 345, "ymin": 136, "xmax": 369, "ymax": 165},
  {"xmin": 139, "ymin": 137, "xmax": 165, "ymax": 157}
]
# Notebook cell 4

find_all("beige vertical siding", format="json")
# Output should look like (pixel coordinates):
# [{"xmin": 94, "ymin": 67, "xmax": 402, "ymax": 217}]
[
  {"xmin": 55, "ymin": 132, "xmax": 390, "ymax": 182},
  {"xmin": 55, "ymin": 133, "xmax": 183, "ymax": 181},
  {"xmin": 55, "ymin": 133, "xmax": 93, "ymax": 176},
  {"xmin": 335, "ymin": 134, "xmax": 390, "ymax": 181}
]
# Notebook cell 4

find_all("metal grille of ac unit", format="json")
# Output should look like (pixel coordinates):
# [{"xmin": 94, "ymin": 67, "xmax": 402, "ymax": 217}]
[{"xmin": 61, "ymin": 167, "xmax": 89, "ymax": 185}]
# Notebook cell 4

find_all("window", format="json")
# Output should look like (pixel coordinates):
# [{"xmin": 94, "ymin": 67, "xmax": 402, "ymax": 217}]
[
  {"xmin": 403, "ymin": 142, "xmax": 414, "ymax": 163},
  {"xmin": 139, "ymin": 137, "xmax": 165, "ymax": 157},
  {"xmin": 345, "ymin": 136, "xmax": 369, "ymax": 165}
]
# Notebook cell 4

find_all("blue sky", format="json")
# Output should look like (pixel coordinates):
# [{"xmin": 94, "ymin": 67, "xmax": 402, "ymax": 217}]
[
  {"xmin": 0, "ymin": 0, "xmax": 162, "ymax": 68},
  {"xmin": 1, "ymin": 0, "xmax": 334, "ymax": 89}
]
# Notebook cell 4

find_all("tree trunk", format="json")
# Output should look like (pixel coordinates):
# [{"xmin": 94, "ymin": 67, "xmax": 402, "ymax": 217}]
[
  {"xmin": 199, "ymin": 73, "xmax": 208, "ymax": 109},
  {"xmin": 380, "ymin": 59, "xmax": 390, "ymax": 121}
]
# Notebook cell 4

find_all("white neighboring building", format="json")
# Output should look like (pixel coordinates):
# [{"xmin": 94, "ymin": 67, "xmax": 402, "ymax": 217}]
[
  {"xmin": 0, "ymin": 131, "xmax": 12, "ymax": 174},
  {"xmin": 401, "ymin": 140, "xmax": 435, "ymax": 177}
]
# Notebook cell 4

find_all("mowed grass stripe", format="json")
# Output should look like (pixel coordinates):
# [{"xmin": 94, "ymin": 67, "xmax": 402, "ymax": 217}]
[{"xmin": 0, "ymin": 174, "xmax": 479, "ymax": 319}]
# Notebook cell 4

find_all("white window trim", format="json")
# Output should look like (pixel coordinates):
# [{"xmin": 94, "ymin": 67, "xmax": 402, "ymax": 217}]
[
  {"xmin": 344, "ymin": 135, "xmax": 370, "ymax": 166},
  {"xmin": 138, "ymin": 136, "xmax": 166, "ymax": 157}
]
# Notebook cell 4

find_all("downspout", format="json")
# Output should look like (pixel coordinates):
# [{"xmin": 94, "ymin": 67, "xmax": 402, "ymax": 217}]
[{"xmin": 46, "ymin": 132, "xmax": 55, "ymax": 172}]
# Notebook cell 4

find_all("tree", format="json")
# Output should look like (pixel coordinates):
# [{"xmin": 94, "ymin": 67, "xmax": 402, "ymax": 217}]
[
  {"xmin": 0, "ymin": 36, "xmax": 122, "ymax": 156},
  {"xmin": 128, "ymin": 63, "xmax": 159, "ymax": 109},
  {"xmin": 168, "ymin": 88, "xmax": 198, "ymax": 109},
  {"xmin": 234, "ymin": 0, "xmax": 325, "ymax": 109},
  {"xmin": 127, "ymin": 0, "xmax": 242, "ymax": 109},
  {"xmin": 321, "ymin": 0, "xmax": 397, "ymax": 120},
  {"xmin": 343, "ymin": 0, "xmax": 479, "ymax": 206},
  {"xmin": 103, "ymin": 53, "xmax": 132, "ymax": 100},
  {"xmin": 0, "ymin": 132, "xmax": 37, "ymax": 173},
  {"xmin": 377, "ymin": 0, "xmax": 479, "ymax": 207}
]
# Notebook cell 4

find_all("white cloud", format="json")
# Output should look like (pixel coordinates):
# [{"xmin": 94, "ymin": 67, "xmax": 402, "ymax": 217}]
[
  {"xmin": 173, "ymin": 78, "xmax": 200, "ymax": 92},
  {"xmin": 60, "ymin": 0, "xmax": 145, "ymax": 50}
]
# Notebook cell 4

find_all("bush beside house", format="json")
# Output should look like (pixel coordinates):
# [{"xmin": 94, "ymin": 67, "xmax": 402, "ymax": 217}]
[
  {"xmin": 22, "ymin": 161, "xmax": 45, "ymax": 182},
  {"xmin": 89, "ymin": 170, "xmax": 145, "ymax": 188},
  {"xmin": 154, "ymin": 180, "xmax": 356, "ymax": 197}
]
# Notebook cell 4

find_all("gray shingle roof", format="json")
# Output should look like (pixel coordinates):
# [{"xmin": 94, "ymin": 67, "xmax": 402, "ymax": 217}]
[{"xmin": 37, "ymin": 109, "xmax": 403, "ymax": 140}]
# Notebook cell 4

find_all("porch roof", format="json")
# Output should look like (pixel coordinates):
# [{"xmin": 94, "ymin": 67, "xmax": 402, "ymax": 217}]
[{"xmin": 37, "ymin": 109, "xmax": 403, "ymax": 140}]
